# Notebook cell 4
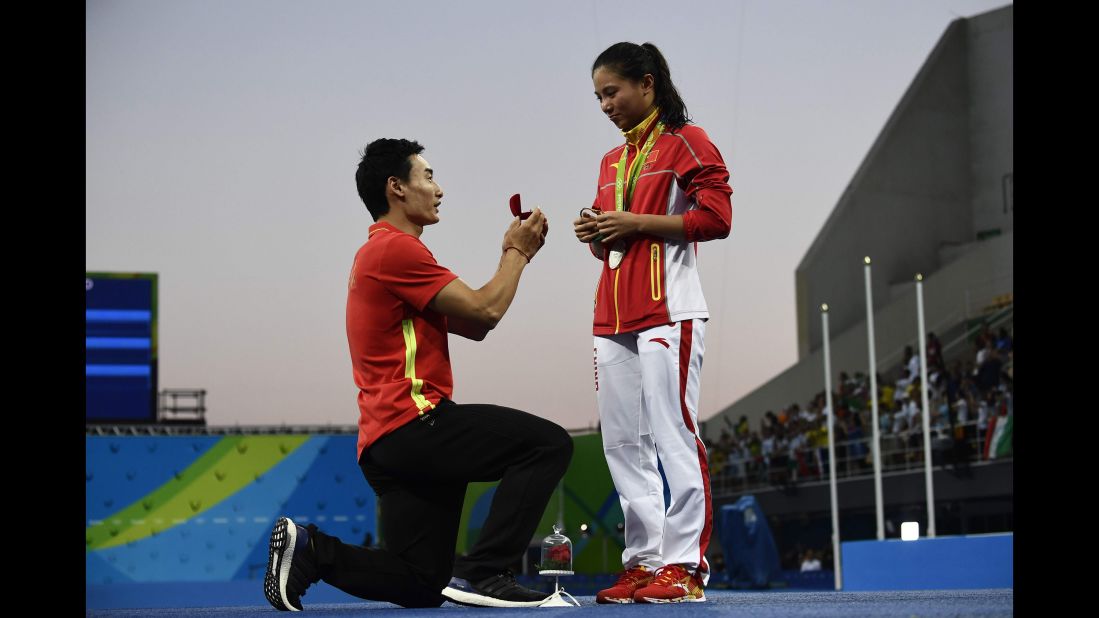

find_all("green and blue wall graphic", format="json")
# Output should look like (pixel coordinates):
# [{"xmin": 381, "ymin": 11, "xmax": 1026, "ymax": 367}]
[
  {"xmin": 86, "ymin": 435, "xmax": 375, "ymax": 583},
  {"xmin": 87, "ymin": 432, "xmax": 625, "ymax": 583}
]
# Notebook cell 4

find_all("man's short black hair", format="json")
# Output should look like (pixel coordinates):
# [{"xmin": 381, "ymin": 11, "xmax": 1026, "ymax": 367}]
[{"xmin": 355, "ymin": 138, "xmax": 425, "ymax": 221}]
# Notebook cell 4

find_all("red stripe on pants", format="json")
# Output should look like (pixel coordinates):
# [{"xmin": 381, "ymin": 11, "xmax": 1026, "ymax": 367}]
[{"xmin": 678, "ymin": 320, "xmax": 713, "ymax": 575}]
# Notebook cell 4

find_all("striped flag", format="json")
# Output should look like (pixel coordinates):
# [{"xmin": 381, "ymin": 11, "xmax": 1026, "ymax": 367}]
[{"xmin": 984, "ymin": 414, "xmax": 1013, "ymax": 459}]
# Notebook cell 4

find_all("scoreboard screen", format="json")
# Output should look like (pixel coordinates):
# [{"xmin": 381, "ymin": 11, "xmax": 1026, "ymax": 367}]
[{"xmin": 85, "ymin": 272, "xmax": 158, "ymax": 423}]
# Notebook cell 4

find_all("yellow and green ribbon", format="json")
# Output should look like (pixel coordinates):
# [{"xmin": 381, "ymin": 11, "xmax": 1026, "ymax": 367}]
[{"xmin": 614, "ymin": 119, "xmax": 664, "ymax": 213}]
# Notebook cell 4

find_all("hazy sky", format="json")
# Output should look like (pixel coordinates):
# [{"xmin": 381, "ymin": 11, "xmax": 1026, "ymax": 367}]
[{"xmin": 86, "ymin": 0, "xmax": 1011, "ymax": 430}]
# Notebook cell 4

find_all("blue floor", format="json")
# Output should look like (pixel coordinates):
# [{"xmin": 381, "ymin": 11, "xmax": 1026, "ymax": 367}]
[
  {"xmin": 87, "ymin": 573, "xmax": 836, "ymax": 611},
  {"xmin": 87, "ymin": 589, "xmax": 1013, "ymax": 617}
]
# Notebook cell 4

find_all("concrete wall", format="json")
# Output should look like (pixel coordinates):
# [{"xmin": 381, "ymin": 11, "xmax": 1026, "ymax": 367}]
[
  {"xmin": 795, "ymin": 6, "xmax": 1013, "ymax": 359},
  {"xmin": 968, "ymin": 6, "xmax": 1014, "ymax": 236}
]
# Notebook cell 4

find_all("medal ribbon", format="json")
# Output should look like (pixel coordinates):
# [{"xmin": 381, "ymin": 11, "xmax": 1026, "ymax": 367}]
[{"xmin": 614, "ymin": 120, "xmax": 664, "ymax": 212}]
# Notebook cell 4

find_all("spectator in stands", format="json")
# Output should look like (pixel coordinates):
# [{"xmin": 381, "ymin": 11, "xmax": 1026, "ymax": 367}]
[
  {"xmin": 810, "ymin": 419, "xmax": 830, "ymax": 476},
  {"xmin": 879, "ymin": 406, "xmax": 893, "ymax": 437},
  {"xmin": 803, "ymin": 400, "xmax": 821, "ymax": 425},
  {"xmin": 892, "ymin": 395, "xmax": 909, "ymax": 435},
  {"xmin": 761, "ymin": 426, "xmax": 775, "ymax": 469},
  {"xmin": 718, "ymin": 428, "xmax": 733, "ymax": 452},
  {"xmin": 897, "ymin": 345, "xmax": 919, "ymax": 390},
  {"xmin": 846, "ymin": 415, "xmax": 867, "ymax": 471},
  {"xmin": 960, "ymin": 374, "xmax": 981, "ymax": 407},
  {"xmin": 931, "ymin": 426, "xmax": 953, "ymax": 467},
  {"xmin": 932, "ymin": 396, "xmax": 950, "ymax": 435},
  {"xmin": 771, "ymin": 430, "xmax": 792, "ymax": 487},
  {"xmin": 837, "ymin": 371, "xmax": 853, "ymax": 399},
  {"xmin": 944, "ymin": 391, "xmax": 973, "ymax": 471},
  {"xmin": 901, "ymin": 384, "xmax": 923, "ymax": 459},
  {"xmin": 944, "ymin": 362, "xmax": 963, "ymax": 404},
  {"xmin": 926, "ymin": 332, "xmax": 944, "ymax": 374},
  {"xmin": 995, "ymin": 327, "xmax": 1012, "ymax": 353},
  {"xmin": 800, "ymin": 549, "xmax": 821, "ymax": 572},
  {"xmin": 709, "ymin": 447, "xmax": 726, "ymax": 478},
  {"xmin": 998, "ymin": 383, "xmax": 1013, "ymax": 415},
  {"xmin": 975, "ymin": 334, "xmax": 992, "ymax": 366},
  {"xmin": 953, "ymin": 392, "xmax": 970, "ymax": 436},
  {"xmin": 747, "ymin": 433, "xmax": 763, "ymax": 480},
  {"xmin": 832, "ymin": 412, "xmax": 848, "ymax": 473},
  {"xmin": 787, "ymin": 420, "xmax": 809, "ymax": 480},
  {"xmin": 977, "ymin": 390, "xmax": 996, "ymax": 446},
  {"xmin": 929, "ymin": 371, "xmax": 946, "ymax": 403},
  {"xmin": 975, "ymin": 341, "xmax": 1003, "ymax": 395},
  {"xmin": 880, "ymin": 383, "xmax": 896, "ymax": 411},
  {"xmin": 761, "ymin": 410, "xmax": 777, "ymax": 434},
  {"xmin": 906, "ymin": 348, "xmax": 920, "ymax": 383},
  {"xmin": 726, "ymin": 439, "xmax": 747, "ymax": 482}
]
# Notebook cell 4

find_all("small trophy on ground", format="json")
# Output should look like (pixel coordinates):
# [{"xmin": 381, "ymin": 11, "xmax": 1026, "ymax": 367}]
[{"xmin": 536, "ymin": 524, "xmax": 580, "ymax": 607}]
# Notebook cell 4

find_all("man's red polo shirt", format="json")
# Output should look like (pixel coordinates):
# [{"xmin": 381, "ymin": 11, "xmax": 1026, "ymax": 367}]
[{"xmin": 346, "ymin": 221, "xmax": 459, "ymax": 460}]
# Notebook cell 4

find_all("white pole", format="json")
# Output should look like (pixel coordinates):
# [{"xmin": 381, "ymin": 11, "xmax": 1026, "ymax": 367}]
[
  {"xmin": 864, "ymin": 257, "xmax": 884, "ymax": 540},
  {"xmin": 822, "ymin": 304, "xmax": 843, "ymax": 590},
  {"xmin": 557, "ymin": 479, "xmax": 565, "ymax": 530},
  {"xmin": 916, "ymin": 274, "xmax": 936, "ymax": 538}
]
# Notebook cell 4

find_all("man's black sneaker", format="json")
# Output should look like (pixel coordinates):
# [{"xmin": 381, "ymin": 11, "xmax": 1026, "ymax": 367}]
[
  {"xmin": 441, "ymin": 571, "xmax": 552, "ymax": 607},
  {"xmin": 263, "ymin": 517, "xmax": 319, "ymax": 611}
]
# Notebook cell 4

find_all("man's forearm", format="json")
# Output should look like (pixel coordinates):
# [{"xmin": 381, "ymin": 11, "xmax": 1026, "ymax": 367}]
[
  {"xmin": 447, "ymin": 314, "xmax": 491, "ymax": 341},
  {"xmin": 471, "ymin": 249, "xmax": 530, "ymax": 328}
]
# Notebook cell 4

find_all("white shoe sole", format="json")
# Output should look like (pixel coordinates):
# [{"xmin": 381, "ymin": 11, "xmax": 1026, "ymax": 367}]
[
  {"xmin": 263, "ymin": 517, "xmax": 301, "ymax": 612},
  {"xmin": 639, "ymin": 594, "xmax": 707, "ymax": 603},
  {"xmin": 441, "ymin": 585, "xmax": 549, "ymax": 608}
]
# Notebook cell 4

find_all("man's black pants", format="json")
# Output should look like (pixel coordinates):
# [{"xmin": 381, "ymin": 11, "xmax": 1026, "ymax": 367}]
[{"xmin": 307, "ymin": 400, "xmax": 573, "ymax": 608}]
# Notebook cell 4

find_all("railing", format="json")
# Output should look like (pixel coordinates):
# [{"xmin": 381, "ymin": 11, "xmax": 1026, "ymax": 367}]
[
  {"xmin": 708, "ymin": 419, "xmax": 1010, "ymax": 496},
  {"xmin": 85, "ymin": 423, "xmax": 358, "ymax": 436},
  {"xmin": 158, "ymin": 389, "xmax": 207, "ymax": 423}
]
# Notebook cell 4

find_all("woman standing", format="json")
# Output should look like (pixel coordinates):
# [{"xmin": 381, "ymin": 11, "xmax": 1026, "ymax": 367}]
[{"xmin": 573, "ymin": 41, "xmax": 733, "ymax": 604}]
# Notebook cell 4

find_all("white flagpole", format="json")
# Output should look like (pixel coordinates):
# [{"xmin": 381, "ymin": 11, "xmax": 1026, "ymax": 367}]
[
  {"xmin": 864, "ymin": 257, "xmax": 884, "ymax": 540},
  {"xmin": 822, "ymin": 304, "xmax": 842, "ymax": 590},
  {"xmin": 916, "ymin": 273, "xmax": 936, "ymax": 538}
]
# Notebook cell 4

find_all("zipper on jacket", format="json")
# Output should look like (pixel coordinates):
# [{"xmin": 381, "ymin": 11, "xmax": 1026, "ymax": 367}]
[
  {"xmin": 613, "ymin": 269, "xmax": 621, "ymax": 334},
  {"xmin": 650, "ymin": 242, "xmax": 663, "ymax": 301}
]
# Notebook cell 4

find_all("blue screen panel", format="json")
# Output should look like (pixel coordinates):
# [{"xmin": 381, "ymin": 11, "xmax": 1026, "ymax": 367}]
[{"xmin": 86, "ymin": 274, "xmax": 158, "ymax": 423}]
